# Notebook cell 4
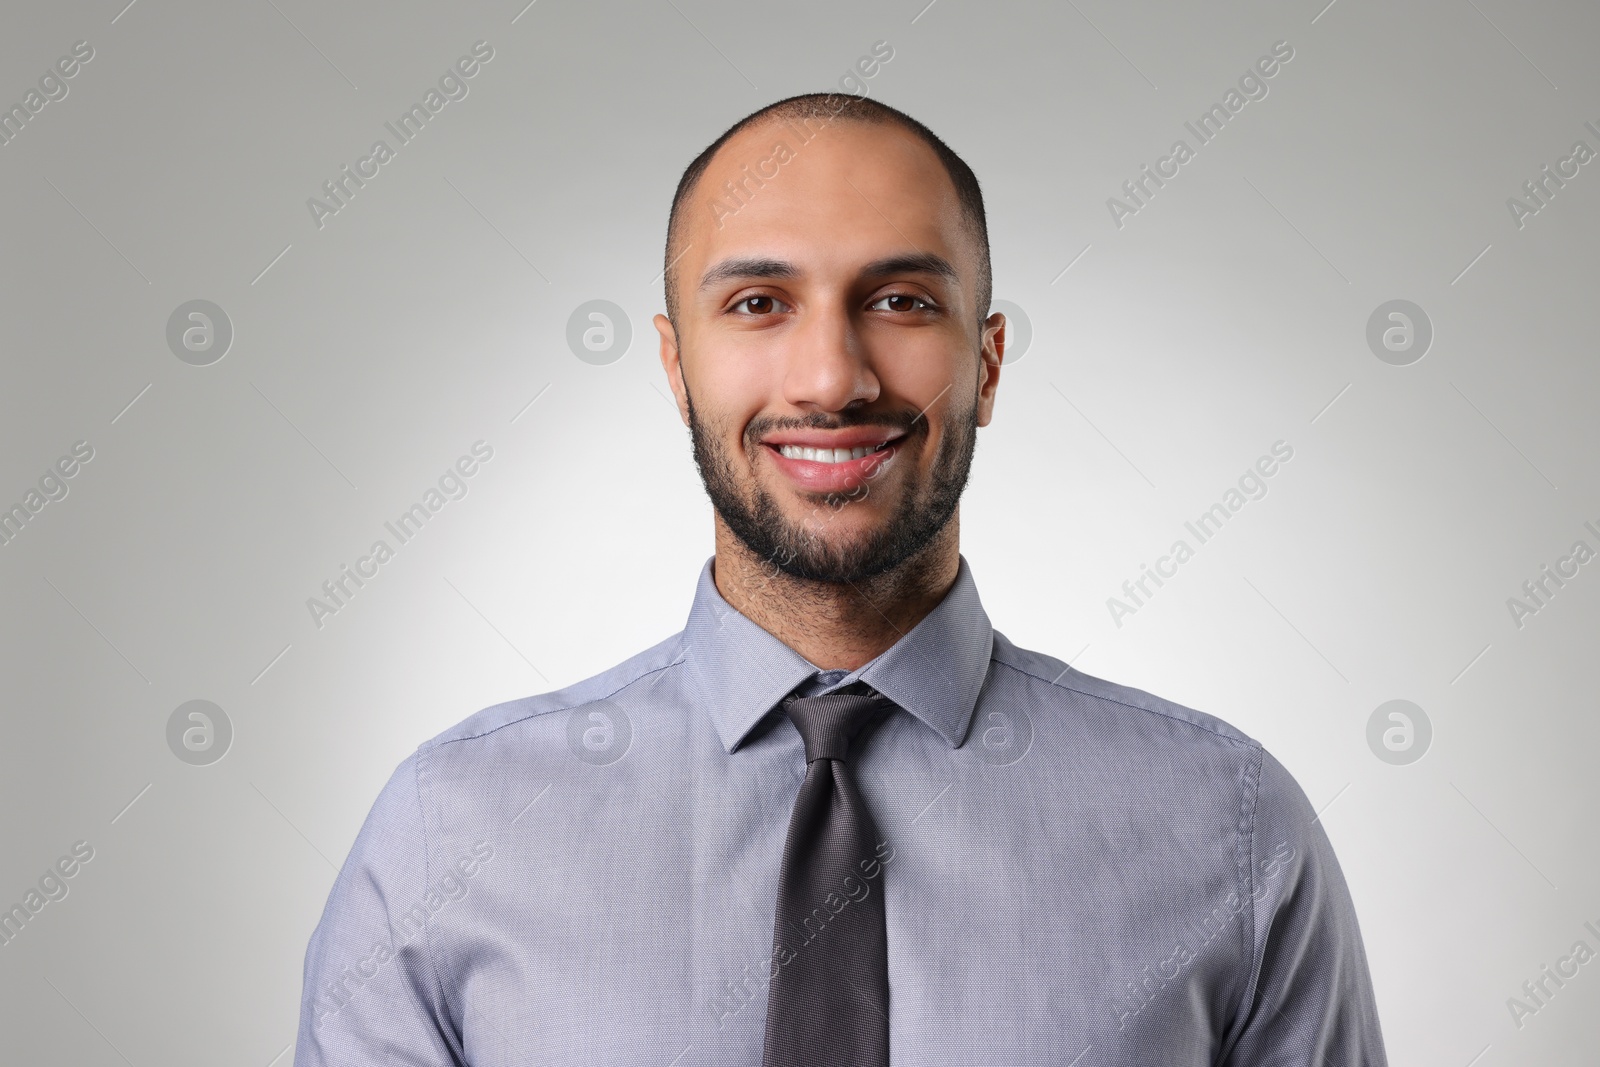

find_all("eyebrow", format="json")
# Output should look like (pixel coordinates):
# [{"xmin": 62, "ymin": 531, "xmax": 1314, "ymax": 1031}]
[{"xmin": 696, "ymin": 252, "xmax": 960, "ymax": 293}]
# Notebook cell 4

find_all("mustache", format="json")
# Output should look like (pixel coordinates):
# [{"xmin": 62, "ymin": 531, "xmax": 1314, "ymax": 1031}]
[{"xmin": 744, "ymin": 408, "xmax": 926, "ymax": 447}]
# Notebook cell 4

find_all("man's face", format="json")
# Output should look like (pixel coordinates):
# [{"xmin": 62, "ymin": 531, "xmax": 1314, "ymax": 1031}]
[{"xmin": 655, "ymin": 117, "xmax": 1004, "ymax": 584}]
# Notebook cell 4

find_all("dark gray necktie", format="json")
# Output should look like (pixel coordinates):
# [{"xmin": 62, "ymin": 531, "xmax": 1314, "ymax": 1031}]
[{"xmin": 761, "ymin": 682, "xmax": 893, "ymax": 1067}]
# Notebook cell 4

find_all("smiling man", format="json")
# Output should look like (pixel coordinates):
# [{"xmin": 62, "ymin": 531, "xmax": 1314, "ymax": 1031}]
[{"xmin": 295, "ymin": 93, "xmax": 1389, "ymax": 1066}]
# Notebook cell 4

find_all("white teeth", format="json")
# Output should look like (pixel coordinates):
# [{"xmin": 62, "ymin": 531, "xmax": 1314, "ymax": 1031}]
[{"xmin": 778, "ymin": 441, "xmax": 891, "ymax": 463}]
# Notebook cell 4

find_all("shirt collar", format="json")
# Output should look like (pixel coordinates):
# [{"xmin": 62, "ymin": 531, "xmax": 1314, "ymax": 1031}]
[{"xmin": 681, "ymin": 553, "xmax": 995, "ymax": 754}]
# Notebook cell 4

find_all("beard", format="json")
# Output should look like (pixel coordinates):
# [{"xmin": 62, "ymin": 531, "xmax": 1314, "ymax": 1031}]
[{"xmin": 684, "ymin": 376, "xmax": 979, "ymax": 585}]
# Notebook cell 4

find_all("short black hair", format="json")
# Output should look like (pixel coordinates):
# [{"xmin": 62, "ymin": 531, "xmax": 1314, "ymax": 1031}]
[{"xmin": 663, "ymin": 92, "xmax": 991, "ymax": 329}]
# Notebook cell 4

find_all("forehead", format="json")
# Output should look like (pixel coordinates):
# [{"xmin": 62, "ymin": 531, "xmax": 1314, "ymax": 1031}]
[{"xmin": 682, "ymin": 117, "xmax": 972, "ymax": 297}]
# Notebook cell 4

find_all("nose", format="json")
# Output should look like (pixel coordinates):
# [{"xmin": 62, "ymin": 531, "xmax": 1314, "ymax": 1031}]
[{"xmin": 780, "ymin": 303, "xmax": 880, "ymax": 414}]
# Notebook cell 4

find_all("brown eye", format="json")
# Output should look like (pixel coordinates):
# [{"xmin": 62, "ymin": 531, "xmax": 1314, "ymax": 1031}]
[
  {"xmin": 732, "ymin": 295, "xmax": 788, "ymax": 315},
  {"xmin": 871, "ymin": 293, "xmax": 932, "ymax": 312}
]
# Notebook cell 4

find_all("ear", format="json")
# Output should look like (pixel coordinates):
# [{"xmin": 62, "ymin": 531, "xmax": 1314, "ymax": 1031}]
[
  {"xmin": 976, "ymin": 310, "xmax": 1005, "ymax": 427},
  {"xmin": 654, "ymin": 313, "xmax": 691, "ymax": 426}
]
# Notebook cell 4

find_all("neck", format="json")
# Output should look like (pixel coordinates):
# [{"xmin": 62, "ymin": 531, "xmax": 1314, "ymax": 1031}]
[{"xmin": 711, "ymin": 512, "xmax": 961, "ymax": 672}]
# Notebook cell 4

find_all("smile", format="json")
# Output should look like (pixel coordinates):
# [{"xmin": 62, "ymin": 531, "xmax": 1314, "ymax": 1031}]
[
  {"xmin": 761, "ymin": 431, "xmax": 906, "ymax": 493},
  {"xmin": 774, "ymin": 441, "xmax": 895, "ymax": 464}
]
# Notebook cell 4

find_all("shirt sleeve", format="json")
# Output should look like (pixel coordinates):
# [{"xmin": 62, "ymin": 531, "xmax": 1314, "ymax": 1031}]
[
  {"xmin": 294, "ymin": 752, "xmax": 464, "ymax": 1066},
  {"xmin": 1218, "ymin": 748, "xmax": 1389, "ymax": 1066}
]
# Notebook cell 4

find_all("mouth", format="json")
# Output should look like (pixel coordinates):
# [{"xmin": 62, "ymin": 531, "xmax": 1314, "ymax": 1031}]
[
  {"xmin": 770, "ymin": 439, "xmax": 898, "ymax": 464},
  {"xmin": 760, "ymin": 430, "xmax": 907, "ymax": 493}
]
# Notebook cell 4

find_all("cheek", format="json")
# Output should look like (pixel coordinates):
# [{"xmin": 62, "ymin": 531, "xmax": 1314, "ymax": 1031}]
[
  {"xmin": 881, "ymin": 336, "xmax": 969, "ymax": 417},
  {"xmin": 691, "ymin": 343, "xmax": 779, "ymax": 435}
]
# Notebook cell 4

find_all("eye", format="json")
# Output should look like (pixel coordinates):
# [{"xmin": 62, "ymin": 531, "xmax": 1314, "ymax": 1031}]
[
  {"xmin": 870, "ymin": 292, "xmax": 935, "ymax": 313},
  {"xmin": 730, "ymin": 294, "xmax": 791, "ymax": 316}
]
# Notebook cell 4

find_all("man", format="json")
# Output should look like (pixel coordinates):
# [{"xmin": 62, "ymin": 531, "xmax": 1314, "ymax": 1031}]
[{"xmin": 295, "ymin": 92, "xmax": 1388, "ymax": 1065}]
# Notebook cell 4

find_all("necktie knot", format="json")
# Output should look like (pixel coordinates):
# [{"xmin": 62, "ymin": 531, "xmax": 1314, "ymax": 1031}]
[{"xmin": 783, "ymin": 685, "xmax": 891, "ymax": 764}]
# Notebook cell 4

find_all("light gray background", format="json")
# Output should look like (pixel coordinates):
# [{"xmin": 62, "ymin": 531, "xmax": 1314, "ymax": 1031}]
[{"xmin": 1, "ymin": 0, "xmax": 1596, "ymax": 1063}]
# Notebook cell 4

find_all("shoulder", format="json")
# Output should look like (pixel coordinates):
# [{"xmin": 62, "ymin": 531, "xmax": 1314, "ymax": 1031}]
[
  {"xmin": 987, "ymin": 627, "xmax": 1263, "ymax": 755},
  {"xmin": 417, "ymin": 629, "xmax": 688, "ymax": 755},
  {"xmin": 987, "ymin": 629, "xmax": 1330, "ymax": 862}
]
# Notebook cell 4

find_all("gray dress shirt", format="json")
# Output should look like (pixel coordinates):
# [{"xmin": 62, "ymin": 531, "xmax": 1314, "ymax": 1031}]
[{"xmin": 295, "ymin": 554, "xmax": 1388, "ymax": 1065}]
